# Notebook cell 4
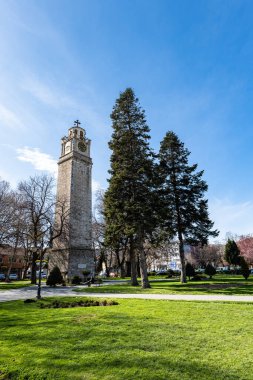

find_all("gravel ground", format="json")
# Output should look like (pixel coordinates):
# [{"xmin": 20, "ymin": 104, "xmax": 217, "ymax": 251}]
[{"xmin": 1, "ymin": 285, "xmax": 253, "ymax": 303}]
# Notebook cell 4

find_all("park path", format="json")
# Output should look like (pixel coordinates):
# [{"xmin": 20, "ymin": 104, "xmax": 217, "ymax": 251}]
[{"xmin": 1, "ymin": 285, "xmax": 253, "ymax": 303}]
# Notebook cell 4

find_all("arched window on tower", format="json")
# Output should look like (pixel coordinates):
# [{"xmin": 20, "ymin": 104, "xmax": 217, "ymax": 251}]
[{"xmin": 80, "ymin": 130, "xmax": 84, "ymax": 139}]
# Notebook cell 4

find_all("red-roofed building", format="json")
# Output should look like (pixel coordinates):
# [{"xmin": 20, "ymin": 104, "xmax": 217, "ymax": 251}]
[{"xmin": 0, "ymin": 245, "xmax": 25, "ymax": 279}]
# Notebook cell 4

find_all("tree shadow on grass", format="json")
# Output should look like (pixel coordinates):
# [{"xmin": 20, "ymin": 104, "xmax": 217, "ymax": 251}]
[
  {"xmin": 0, "ymin": 335, "xmax": 243, "ymax": 380},
  {"xmin": 149, "ymin": 277, "xmax": 253, "ymax": 295},
  {"xmin": 153, "ymin": 283, "xmax": 253, "ymax": 295},
  {"xmin": 0, "ymin": 328, "xmax": 243, "ymax": 380},
  {"xmin": 76, "ymin": 276, "xmax": 253, "ymax": 296},
  {"xmin": 0, "ymin": 302, "xmax": 249, "ymax": 380}
]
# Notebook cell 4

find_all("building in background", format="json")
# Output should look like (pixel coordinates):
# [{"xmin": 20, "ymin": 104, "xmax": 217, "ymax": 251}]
[{"xmin": 0, "ymin": 244, "xmax": 25, "ymax": 278}]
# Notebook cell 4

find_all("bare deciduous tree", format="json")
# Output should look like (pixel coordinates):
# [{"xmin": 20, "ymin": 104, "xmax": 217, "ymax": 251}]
[
  {"xmin": 0, "ymin": 179, "xmax": 15, "ymax": 245},
  {"xmin": 18, "ymin": 175, "xmax": 69, "ymax": 298},
  {"xmin": 189, "ymin": 244, "xmax": 223, "ymax": 268}
]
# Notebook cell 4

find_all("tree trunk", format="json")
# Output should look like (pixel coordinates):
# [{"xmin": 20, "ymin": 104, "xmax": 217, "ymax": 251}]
[
  {"xmin": 115, "ymin": 248, "xmax": 126, "ymax": 278},
  {"xmin": 105, "ymin": 264, "xmax": 110, "ymax": 278},
  {"xmin": 31, "ymin": 252, "xmax": 38, "ymax": 284},
  {"xmin": 130, "ymin": 237, "xmax": 138, "ymax": 286},
  {"xmin": 6, "ymin": 261, "xmax": 12, "ymax": 282},
  {"xmin": 138, "ymin": 245, "xmax": 151, "ymax": 288},
  {"xmin": 136, "ymin": 229, "xmax": 150, "ymax": 288},
  {"xmin": 126, "ymin": 261, "xmax": 131, "ymax": 276},
  {"xmin": 179, "ymin": 239, "xmax": 186, "ymax": 283},
  {"xmin": 37, "ymin": 251, "xmax": 43, "ymax": 299},
  {"xmin": 22, "ymin": 266, "xmax": 29, "ymax": 280},
  {"xmin": 117, "ymin": 264, "xmax": 126, "ymax": 278}
]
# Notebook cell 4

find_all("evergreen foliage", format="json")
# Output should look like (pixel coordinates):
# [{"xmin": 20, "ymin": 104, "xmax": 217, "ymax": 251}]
[
  {"xmin": 239, "ymin": 256, "xmax": 250, "ymax": 280},
  {"xmin": 224, "ymin": 239, "xmax": 241, "ymax": 266},
  {"xmin": 46, "ymin": 266, "xmax": 63, "ymax": 287},
  {"xmin": 205, "ymin": 264, "xmax": 216, "ymax": 279},
  {"xmin": 71, "ymin": 275, "xmax": 82, "ymax": 285},
  {"xmin": 82, "ymin": 270, "xmax": 91, "ymax": 281},
  {"xmin": 185, "ymin": 263, "xmax": 195, "ymax": 280},
  {"xmin": 104, "ymin": 88, "xmax": 157, "ymax": 288},
  {"xmin": 158, "ymin": 131, "xmax": 218, "ymax": 283}
]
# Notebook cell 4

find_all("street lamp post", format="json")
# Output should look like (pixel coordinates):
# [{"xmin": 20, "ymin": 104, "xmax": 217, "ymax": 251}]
[{"xmin": 37, "ymin": 250, "xmax": 43, "ymax": 299}]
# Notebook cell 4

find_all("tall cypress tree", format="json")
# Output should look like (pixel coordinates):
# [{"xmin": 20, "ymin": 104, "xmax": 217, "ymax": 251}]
[
  {"xmin": 224, "ymin": 239, "xmax": 241, "ymax": 266},
  {"xmin": 104, "ymin": 88, "xmax": 156, "ymax": 288},
  {"xmin": 159, "ymin": 131, "xmax": 218, "ymax": 283}
]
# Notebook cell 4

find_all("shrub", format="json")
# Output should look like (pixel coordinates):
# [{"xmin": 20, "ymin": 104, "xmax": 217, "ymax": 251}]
[
  {"xmin": 93, "ymin": 277, "xmax": 103, "ymax": 285},
  {"xmin": 39, "ymin": 298, "xmax": 118, "ymax": 309},
  {"xmin": 46, "ymin": 266, "xmax": 64, "ymax": 287},
  {"xmin": 191, "ymin": 274, "xmax": 207, "ymax": 281},
  {"xmin": 240, "ymin": 257, "xmax": 250, "ymax": 280},
  {"xmin": 205, "ymin": 264, "xmax": 217, "ymax": 279},
  {"xmin": 186, "ymin": 263, "xmax": 195, "ymax": 281},
  {"xmin": 71, "ymin": 275, "xmax": 82, "ymax": 285},
  {"xmin": 166, "ymin": 269, "xmax": 175, "ymax": 278},
  {"xmin": 24, "ymin": 299, "xmax": 36, "ymax": 303},
  {"xmin": 82, "ymin": 270, "xmax": 91, "ymax": 280}
]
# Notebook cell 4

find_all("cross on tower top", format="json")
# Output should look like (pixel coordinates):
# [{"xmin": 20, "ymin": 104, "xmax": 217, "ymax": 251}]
[{"xmin": 74, "ymin": 119, "xmax": 81, "ymax": 128}]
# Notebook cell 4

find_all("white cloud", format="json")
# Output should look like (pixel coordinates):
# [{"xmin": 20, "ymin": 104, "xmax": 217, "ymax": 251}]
[
  {"xmin": 209, "ymin": 197, "xmax": 253, "ymax": 242},
  {"xmin": 16, "ymin": 147, "xmax": 57, "ymax": 176}
]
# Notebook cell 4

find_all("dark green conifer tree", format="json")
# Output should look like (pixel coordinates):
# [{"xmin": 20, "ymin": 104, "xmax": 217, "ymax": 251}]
[
  {"xmin": 224, "ymin": 239, "xmax": 241, "ymax": 266},
  {"xmin": 239, "ymin": 256, "xmax": 250, "ymax": 280},
  {"xmin": 46, "ymin": 266, "xmax": 63, "ymax": 287},
  {"xmin": 104, "ymin": 88, "xmax": 156, "ymax": 288},
  {"xmin": 159, "ymin": 132, "xmax": 218, "ymax": 283},
  {"xmin": 185, "ymin": 262, "xmax": 195, "ymax": 281},
  {"xmin": 205, "ymin": 263, "xmax": 216, "ymax": 279}
]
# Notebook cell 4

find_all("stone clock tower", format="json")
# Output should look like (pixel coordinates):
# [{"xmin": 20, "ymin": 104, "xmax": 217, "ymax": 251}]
[{"xmin": 50, "ymin": 120, "xmax": 94, "ymax": 280}]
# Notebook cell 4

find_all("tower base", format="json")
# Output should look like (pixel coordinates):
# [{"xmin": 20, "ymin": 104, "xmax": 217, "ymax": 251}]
[{"xmin": 49, "ymin": 247, "xmax": 94, "ymax": 281}]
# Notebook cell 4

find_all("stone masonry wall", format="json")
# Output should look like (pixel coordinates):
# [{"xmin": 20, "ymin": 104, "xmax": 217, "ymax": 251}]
[
  {"xmin": 70, "ymin": 154, "xmax": 92, "ymax": 248},
  {"xmin": 68, "ymin": 248, "xmax": 94, "ymax": 279},
  {"xmin": 51, "ymin": 144, "xmax": 94, "ymax": 279}
]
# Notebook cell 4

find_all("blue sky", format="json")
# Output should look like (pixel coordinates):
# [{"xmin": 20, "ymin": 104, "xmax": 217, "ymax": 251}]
[{"xmin": 1, "ymin": 0, "xmax": 253, "ymax": 240}]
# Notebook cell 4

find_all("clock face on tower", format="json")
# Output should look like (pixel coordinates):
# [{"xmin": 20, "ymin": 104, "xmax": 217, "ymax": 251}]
[{"xmin": 78, "ymin": 141, "xmax": 87, "ymax": 152}]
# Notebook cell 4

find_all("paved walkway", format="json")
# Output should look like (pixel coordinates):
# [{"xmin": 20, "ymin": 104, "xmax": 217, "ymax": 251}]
[{"xmin": 1, "ymin": 285, "xmax": 253, "ymax": 303}]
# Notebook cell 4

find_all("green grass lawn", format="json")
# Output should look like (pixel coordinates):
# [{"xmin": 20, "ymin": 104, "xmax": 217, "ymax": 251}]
[
  {"xmin": 0, "ymin": 297, "xmax": 253, "ymax": 379},
  {"xmin": 0, "ymin": 280, "xmax": 32, "ymax": 291},
  {"xmin": 76, "ymin": 275, "xmax": 253, "ymax": 295}
]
